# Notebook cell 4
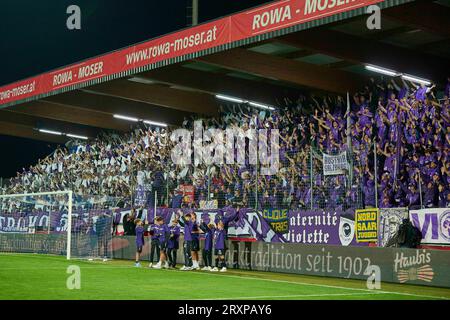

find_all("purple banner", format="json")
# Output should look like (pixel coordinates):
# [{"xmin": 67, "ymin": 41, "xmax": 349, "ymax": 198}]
[
  {"xmin": 287, "ymin": 210, "xmax": 367, "ymax": 246},
  {"xmin": 0, "ymin": 209, "xmax": 110, "ymax": 234}
]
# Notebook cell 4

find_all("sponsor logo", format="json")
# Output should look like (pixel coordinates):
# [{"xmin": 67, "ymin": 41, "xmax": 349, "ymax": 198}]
[{"xmin": 394, "ymin": 250, "xmax": 434, "ymax": 283}]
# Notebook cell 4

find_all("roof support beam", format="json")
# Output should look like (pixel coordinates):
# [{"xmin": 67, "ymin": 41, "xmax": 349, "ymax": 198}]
[
  {"xmin": 0, "ymin": 121, "xmax": 67, "ymax": 143},
  {"xmin": 9, "ymin": 101, "xmax": 131, "ymax": 132},
  {"xmin": 43, "ymin": 90, "xmax": 191, "ymax": 126},
  {"xmin": 0, "ymin": 109, "xmax": 100, "ymax": 138},
  {"xmin": 85, "ymin": 80, "xmax": 219, "ymax": 116},
  {"xmin": 383, "ymin": 1, "xmax": 450, "ymax": 37},
  {"xmin": 275, "ymin": 29, "xmax": 450, "ymax": 81},
  {"xmin": 139, "ymin": 65, "xmax": 300, "ymax": 106},
  {"xmin": 196, "ymin": 48, "xmax": 365, "ymax": 94}
]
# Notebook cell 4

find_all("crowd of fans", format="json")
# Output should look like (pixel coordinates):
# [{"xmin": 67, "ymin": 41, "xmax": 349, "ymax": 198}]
[{"xmin": 2, "ymin": 77, "xmax": 449, "ymax": 211}]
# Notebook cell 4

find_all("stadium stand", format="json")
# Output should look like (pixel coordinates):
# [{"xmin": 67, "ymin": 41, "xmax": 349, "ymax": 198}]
[{"xmin": 2, "ymin": 76, "xmax": 449, "ymax": 211}]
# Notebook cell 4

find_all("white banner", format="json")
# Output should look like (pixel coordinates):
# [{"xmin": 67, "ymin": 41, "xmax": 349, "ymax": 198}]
[
  {"xmin": 323, "ymin": 152, "xmax": 348, "ymax": 175},
  {"xmin": 378, "ymin": 207, "xmax": 408, "ymax": 247},
  {"xmin": 409, "ymin": 208, "xmax": 450, "ymax": 245}
]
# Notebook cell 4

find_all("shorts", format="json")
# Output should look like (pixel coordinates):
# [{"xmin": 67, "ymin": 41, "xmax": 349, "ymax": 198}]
[
  {"xmin": 159, "ymin": 241, "xmax": 167, "ymax": 252},
  {"xmin": 191, "ymin": 239, "xmax": 200, "ymax": 252},
  {"xmin": 136, "ymin": 245, "xmax": 143, "ymax": 253},
  {"xmin": 214, "ymin": 249, "xmax": 225, "ymax": 256}
]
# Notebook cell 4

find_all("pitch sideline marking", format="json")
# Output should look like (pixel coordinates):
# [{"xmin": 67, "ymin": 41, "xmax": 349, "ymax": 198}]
[{"xmin": 198, "ymin": 292, "xmax": 384, "ymax": 300}]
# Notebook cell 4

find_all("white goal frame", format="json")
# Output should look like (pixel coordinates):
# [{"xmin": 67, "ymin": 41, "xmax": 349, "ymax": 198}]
[{"xmin": 0, "ymin": 190, "xmax": 73, "ymax": 259}]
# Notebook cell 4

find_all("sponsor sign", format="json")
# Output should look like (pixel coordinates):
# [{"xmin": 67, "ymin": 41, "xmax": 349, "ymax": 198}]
[
  {"xmin": 323, "ymin": 152, "xmax": 348, "ymax": 175},
  {"xmin": 355, "ymin": 208, "xmax": 379, "ymax": 242},
  {"xmin": 0, "ymin": 0, "xmax": 382, "ymax": 106},
  {"xmin": 409, "ymin": 208, "xmax": 450, "ymax": 245}
]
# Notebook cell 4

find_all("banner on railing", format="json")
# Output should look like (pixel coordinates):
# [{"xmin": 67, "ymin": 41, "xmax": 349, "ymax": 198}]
[
  {"xmin": 322, "ymin": 152, "xmax": 348, "ymax": 175},
  {"xmin": 287, "ymin": 210, "xmax": 366, "ymax": 246},
  {"xmin": 261, "ymin": 208, "xmax": 289, "ymax": 234},
  {"xmin": 409, "ymin": 208, "xmax": 450, "ymax": 245},
  {"xmin": 355, "ymin": 208, "xmax": 379, "ymax": 242},
  {"xmin": 378, "ymin": 207, "xmax": 408, "ymax": 247}
]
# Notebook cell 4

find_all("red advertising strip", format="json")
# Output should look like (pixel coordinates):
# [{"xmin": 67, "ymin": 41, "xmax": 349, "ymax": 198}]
[{"xmin": 0, "ymin": 0, "xmax": 382, "ymax": 107}]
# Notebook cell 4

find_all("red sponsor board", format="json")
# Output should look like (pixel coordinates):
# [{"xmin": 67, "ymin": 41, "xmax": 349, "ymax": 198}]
[
  {"xmin": 231, "ymin": 0, "xmax": 382, "ymax": 41},
  {"xmin": 0, "ymin": 0, "xmax": 382, "ymax": 106}
]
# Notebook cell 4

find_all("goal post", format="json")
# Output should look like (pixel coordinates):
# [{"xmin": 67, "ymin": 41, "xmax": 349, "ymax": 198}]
[{"xmin": 0, "ymin": 190, "xmax": 115, "ymax": 260}]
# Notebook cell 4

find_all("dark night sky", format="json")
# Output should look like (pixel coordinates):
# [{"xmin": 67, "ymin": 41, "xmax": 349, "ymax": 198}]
[{"xmin": 0, "ymin": 0, "xmax": 273, "ymax": 179}]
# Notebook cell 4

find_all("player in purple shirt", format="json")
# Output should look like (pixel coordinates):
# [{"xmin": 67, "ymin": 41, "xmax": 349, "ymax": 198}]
[
  {"xmin": 177, "ymin": 212, "xmax": 194, "ymax": 271},
  {"xmin": 148, "ymin": 220, "xmax": 160, "ymax": 268},
  {"xmin": 210, "ymin": 220, "xmax": 227, "ymax": 272},
  {"xmin": 199, "ymin": 219, "xmax": 215, "ymax": 271},
  {"xmin": 167, "ymin": 219, "xmax": 180, "ymax": 269},
  {"xmin": 134, "ymin": 219, "xmax": 145, "ymax": 267},
  {"xmin": 152, "ymin": 216, "xmax": 170, "ymax": 269}
]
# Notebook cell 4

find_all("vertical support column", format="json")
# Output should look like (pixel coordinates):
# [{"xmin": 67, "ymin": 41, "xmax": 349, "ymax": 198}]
[
  {"xmin": 310, "ymin": 144, "xmax": 313, "ymax": 210},
  {"xmin": 373, "ymin": 140, "xmax": 378, "ymax": 208},
  {"xmin": 192, "ymin": 0, "xmax": 199, "ymax": 26},
  {"xmin": 66, "ymin": 190, "xmax": 73, "ymax": 260}
]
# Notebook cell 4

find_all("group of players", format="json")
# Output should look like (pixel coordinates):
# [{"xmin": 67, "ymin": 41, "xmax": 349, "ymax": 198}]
[{"xmin": 134, "ymin": 210, "xmax": 238, "ymax": 272}]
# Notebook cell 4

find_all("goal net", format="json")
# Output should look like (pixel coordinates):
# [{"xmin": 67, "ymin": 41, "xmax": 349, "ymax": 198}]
[{"xmin": 0, "ymin": 190, "xmax": 116, "ymax": 260}]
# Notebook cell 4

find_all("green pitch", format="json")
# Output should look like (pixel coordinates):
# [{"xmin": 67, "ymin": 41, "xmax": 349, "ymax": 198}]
[{"xmin": 0, "ymin": 253, "xmax": 449, "ymax": 300}]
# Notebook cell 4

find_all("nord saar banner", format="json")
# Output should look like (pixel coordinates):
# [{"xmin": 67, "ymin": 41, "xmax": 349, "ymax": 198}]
[
  {"xmin": 0, "ymin": 0, "xmax": 383, "ymax": 106},
  {"xmin": 409, "ymin": 208, "xmax": 450, "ymax": 245}
]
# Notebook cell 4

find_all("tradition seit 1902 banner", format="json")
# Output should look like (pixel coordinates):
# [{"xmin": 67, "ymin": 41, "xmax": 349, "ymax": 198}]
[
  {"xmin": 226, "ymin": 243, "xmax": 450, "ymax": 288},
  {"xmin": 0, "ymin": 0, "xmax": 383, "ymax": 107}
]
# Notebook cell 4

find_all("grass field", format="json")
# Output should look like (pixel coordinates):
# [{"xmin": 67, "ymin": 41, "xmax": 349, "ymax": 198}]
[{"xmin": 0, "ymin": 253, "xmax": 449, "ymax": 300}]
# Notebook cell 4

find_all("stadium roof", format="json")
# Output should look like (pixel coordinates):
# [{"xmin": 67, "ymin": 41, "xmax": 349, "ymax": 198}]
[{"xmin": 0, "ymin": 0, "xmax": 449, "ymax": 143}]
